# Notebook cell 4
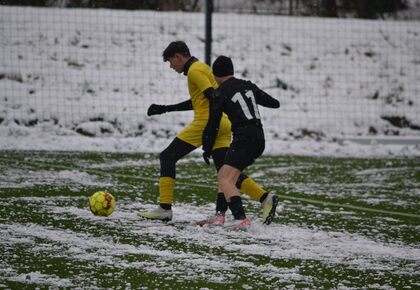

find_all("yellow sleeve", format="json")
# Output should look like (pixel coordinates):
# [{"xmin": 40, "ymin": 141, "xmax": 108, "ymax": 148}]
[{"xmin": 188, "ymin": 69, "xmax": 213, "ymax": 93}]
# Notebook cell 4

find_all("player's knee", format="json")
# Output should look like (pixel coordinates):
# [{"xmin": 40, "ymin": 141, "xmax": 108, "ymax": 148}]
[
  {"xmin": 218, "ymin": 173, "xmax": 227, "ymax": 186},
  {"xmin": 160, "ymin": 148, "xmax": 172, "ymax": 162},
  {"xmin": 160, "ymin": 149, "xmax": 177, "ymax": 166}
]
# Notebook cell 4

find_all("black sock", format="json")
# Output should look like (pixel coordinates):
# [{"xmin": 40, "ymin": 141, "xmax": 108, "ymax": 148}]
[
  {"xmin": 216, "ymin": 192, "xmax": 228, "ymax": 215},
  {"xmin": 259, "ymin": 192, "xmax": 269, "ymax": 203},
  {"xmin": 160, "ymin": 203, "xmax": 172, "ymax": 210},
  {"xmin": 228, "ymin": 196, "xmax": 246, "ymax": 220}
]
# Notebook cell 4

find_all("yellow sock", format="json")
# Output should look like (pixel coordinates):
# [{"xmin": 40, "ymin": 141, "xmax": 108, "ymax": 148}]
[
  {"xmin": 159, "ymin": 177, "xmax": 175, "ymax": 205},
  {"xmin": 240, "ymin": 177, "xmax": 266, "ymax": 202}
]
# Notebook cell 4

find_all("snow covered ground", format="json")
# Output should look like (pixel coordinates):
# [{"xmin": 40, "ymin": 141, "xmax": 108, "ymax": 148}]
[
  {"xmin": 0, "ymin": 6, "xmax": 419, "ymax": 157},
  {"xmin": 0, "ymin": 151, "xmax": 419, "ymax": 288}
]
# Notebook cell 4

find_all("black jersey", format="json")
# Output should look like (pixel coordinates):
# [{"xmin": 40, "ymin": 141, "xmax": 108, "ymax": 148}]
[{"xmin": 202, "ymin": 77, "xmax": 280, "ymax": 154}]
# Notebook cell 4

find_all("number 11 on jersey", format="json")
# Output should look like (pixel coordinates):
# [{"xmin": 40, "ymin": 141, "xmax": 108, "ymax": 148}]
[{"xmin": 231, "ymin": 90, "xmax": 261, "ymax": 120}]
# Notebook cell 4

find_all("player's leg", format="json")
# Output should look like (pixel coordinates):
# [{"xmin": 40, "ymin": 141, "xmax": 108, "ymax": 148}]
[
  {"xmin": 210, "ymin": 148, "xmax": 229, "ymax": 215},
  {"xmin": 196, "ymin": 116, "xmax": 231, "ymax": 226},
  {"xmin": 218, "ymin": 164, "xmax": 251, "ymax": 230},
  {"xmin": 210, "ymin": 117, "xmax": 249, "ymax": 219},
  {"xmin": 139, "ymin": 137, "xmax": 196, "ymax": 221},
  {"xmin": 212, "ymin": 118, "xmax": 269, "ymax": 205},
  {"xmin": 236, "ymin": 174, "xmax": 268, "ymax": 203},
  {"xmin": 224, "ymin": 137, "xmax": 279, "ymax": 225},
  {"xmin": 236, "ymin": 174, "xmax": 278, "ymax": 224},
  {"xmin": 220, "ymin": 147, "xmax": 249, "ymax": 222},
  {"xmin": 238, "ymin": 138, "xmax": 279, "ymax": 225},
  {"xmin": 212, "ymin": 148, "xmax": 267, "ymax": 209},
  {"xmin": 159, "ymin": 137, "xmax": 196, "ymax": 207},
  {"xmin": 218, "ymin": 165, "xmax": 241, "ymax": 200},
  {"xmin": 212, "ymin": 146, "xmax": 277, "ymax": 224},
  {"xmin": 195, "ymin": 148, "xmax": 228, "ymax": 227}
]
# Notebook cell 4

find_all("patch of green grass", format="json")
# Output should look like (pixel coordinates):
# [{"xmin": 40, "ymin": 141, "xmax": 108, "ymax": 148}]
[{"xmin": 0, "ymin": 150, "xmax": 419, "ymax": 289}]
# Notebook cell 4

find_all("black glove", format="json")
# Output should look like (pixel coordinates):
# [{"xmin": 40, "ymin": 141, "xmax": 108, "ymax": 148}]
[
  {"xmin": 147, "ymin": 104, "xmax": 167, "ymax": 116},
  {"xmin": 202, "ymin": 151, "xmax": 211, "ymax": 165}
]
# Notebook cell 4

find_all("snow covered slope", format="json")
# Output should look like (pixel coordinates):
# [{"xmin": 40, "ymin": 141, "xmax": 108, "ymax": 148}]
[{"xmin": 0, "ymin": 6, "xmax": 419, "ymax": 156}]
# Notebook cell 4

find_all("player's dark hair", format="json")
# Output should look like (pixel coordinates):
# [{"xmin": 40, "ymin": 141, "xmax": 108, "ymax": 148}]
[{"xmin": 162, "ymin": 41, "xmax": 191, "ymax": 61}]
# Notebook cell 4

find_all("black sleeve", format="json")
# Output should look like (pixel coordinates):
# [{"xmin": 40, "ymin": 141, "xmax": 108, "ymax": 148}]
[
  {"xmin": 165, "ymin": 99, "xmax": 193, "ymax": 112},
  {"xmin": 203, "ymin": 87, "xmax": 215, "ymax": 100},
  {"xmin": 251, "ymin": 82, "xmax": 280, "ymax": 108},
  {"xmin": 202, "ymin": 90, "xmax": 224, "ymax": 154}
]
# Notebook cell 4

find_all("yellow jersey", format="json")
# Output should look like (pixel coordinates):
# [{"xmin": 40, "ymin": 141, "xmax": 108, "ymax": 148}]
[{"xmin": 177, "ymin": 59, "xmax": 231, "ymax": 149}]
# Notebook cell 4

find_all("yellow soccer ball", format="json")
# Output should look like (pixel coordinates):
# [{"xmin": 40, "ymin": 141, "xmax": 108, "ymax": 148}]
[{"xmin": 89, "ymin": 191, "xmax": 116, "ymax": 217}]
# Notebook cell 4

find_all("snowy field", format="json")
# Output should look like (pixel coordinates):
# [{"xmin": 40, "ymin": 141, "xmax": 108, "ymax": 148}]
[
  {"xmin": 0, "ymin": 151, "xmax": 419, "ymax": 289},
  {"xmin": 0, "ymin": 6, "xmax": 419, "ymax": 157}
]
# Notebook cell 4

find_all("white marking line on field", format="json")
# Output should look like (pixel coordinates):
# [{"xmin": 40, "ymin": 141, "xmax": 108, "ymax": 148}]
[
  {"xmin": 0, "ymin": 156, "xmax": 419, "ymax": 219},
  {"xmin": 274, "ymin": 195, "xmax": 420, "ymax": 219}
]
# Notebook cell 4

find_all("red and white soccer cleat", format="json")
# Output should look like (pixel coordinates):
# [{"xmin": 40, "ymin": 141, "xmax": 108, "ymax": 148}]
[
  {"xmin": 196, "ymin": 214, "xmax": 225, "ymax": 227},
  {"xmin": 224, "ymin": 218, "xmax": 251, "ymax": 231}
]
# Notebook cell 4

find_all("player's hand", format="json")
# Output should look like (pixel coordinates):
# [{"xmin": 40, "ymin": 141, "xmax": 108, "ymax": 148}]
[
  {"xmin": 147, "ymin": 104, "xmax": 167, "ymax": 116},
  {"xmin": 202, "ymin": 151, "xmax": 211, "ymax": 165}
]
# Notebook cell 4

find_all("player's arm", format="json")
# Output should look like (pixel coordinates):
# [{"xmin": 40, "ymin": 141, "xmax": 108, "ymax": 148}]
[
  {"xmin": 203, "ymin": 87, "xmax": 215, "ymax": 100},
  {"xmin": 202, "ymin": 89, "xmax": 224, "ymax": 164},
  {"xmin": 147, "ymin": 99, "xmax": 193, "ymax": 116},
  {"xmin": 250, "ymin": 82, "xmax": 280, "ymax": 108}
]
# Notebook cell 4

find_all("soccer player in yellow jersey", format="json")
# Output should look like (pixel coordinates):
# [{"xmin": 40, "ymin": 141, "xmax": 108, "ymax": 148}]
[{"xmin": 139, "ymin": 41, "xmax": 277, "ymax": 225}]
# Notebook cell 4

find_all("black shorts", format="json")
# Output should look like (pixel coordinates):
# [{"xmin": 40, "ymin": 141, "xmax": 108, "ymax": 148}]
[{"xmin": 224, "ymin": 126, "xmax": 265, "ymax": 171}]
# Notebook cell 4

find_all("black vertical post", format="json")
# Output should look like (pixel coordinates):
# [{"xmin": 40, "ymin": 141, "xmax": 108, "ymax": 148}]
[
  {"xmin": 205, "ymin": 0, "xmax": 213, "ymax": 65},
  {"xmin": 289, "ymin": 0, "xmax": 293, "ymax": 15}
]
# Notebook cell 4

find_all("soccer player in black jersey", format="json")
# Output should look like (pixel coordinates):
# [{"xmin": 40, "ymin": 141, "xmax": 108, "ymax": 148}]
[
  {"xmin": 202, "ymin": 56, "xmax": 280, "ymax": 229},
  {"xmin": 139, "ymin": 42, "xmax": 275, "ymax": 224}
]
